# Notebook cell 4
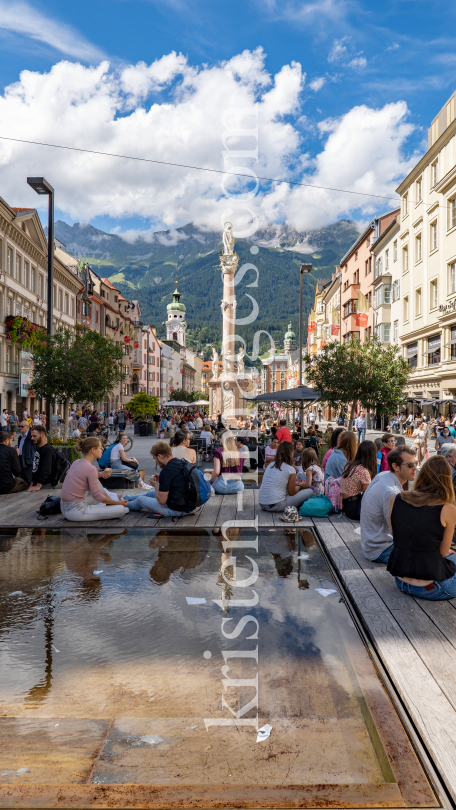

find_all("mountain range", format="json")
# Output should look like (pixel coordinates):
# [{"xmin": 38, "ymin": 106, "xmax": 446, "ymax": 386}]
[{"xmin": 52, "ymin": 218, "xmax": 360, "ymax": 356}]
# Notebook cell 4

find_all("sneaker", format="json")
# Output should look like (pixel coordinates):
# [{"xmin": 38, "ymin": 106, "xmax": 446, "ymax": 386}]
[
  {"xmin": 140, "ymin": 483, "xmax": 154, "ymax": 490},
  {"xmin": 281, "ymin": 506, "xmax": 300, "ymax": 523}
]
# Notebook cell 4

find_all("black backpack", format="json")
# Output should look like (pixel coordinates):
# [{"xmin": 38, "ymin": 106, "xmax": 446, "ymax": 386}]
[
  {"xmin": 169, "ymin": 460, "xmax": 212, "ymax": 512},
  {"xmin": 51, "ymin": 450, "xmax": 71, "ymax": 487},
  {"xmin": 37, "ymin": 495, "xmax": 61, "ymax": 519}
]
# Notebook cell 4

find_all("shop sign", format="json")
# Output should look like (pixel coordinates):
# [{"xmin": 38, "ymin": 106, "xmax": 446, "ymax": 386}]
[
  {"xmin": 124, "ymin": 335, "xmax": 130, "ymax": 344},
  {"xmin": 355, "ymin": 313, "xmax": 368, "ymax": 327}
]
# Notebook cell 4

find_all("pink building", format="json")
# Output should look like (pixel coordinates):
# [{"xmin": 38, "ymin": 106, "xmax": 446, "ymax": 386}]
[{"xmin": 340, "ymin": 210, "xmax": 399, "ymax": 343}]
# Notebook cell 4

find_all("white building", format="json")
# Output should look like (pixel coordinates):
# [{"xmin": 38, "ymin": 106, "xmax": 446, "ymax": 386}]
[{"xmin": 397, "ymin": 89, "xmax": 456, "ymax": 404}]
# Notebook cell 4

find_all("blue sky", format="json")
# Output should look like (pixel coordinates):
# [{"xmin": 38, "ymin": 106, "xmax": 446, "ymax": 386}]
[{"xmin": 0, "ymin": 0, "xmax": 455, "ymax": 238}]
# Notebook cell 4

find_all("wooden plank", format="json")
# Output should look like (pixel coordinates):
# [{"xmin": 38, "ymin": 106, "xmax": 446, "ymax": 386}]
[
  {"xmin": 236, "ymin": 488, "xmax": 255, "ymax": 521},
  {"xmin": 257, "ymin": 507, "xmax": 275, "ymax": 527},
  {"xmin": 215, "ymin": 494, "xmax": 238, "ymax": 527},
  {"xmin": 314, "ymin": 518, "xmax": 456, "ymax": 803},
  {"xmin": 195, "ymin": 495, "xmax": 222, "ymax": 527}
]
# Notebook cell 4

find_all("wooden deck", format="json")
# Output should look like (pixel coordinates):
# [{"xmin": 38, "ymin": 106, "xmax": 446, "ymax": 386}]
[{"xmin": 2, "ymin": 489, "xmax": 456, "ymax": 801}]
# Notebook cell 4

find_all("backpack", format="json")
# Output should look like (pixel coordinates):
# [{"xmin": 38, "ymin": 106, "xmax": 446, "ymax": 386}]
[
  {"xmin": 98, "ymin": 445, "xmax": 114, "ymax": 469},
  {"xmin": 324, "ymin": 476, "xmax": 342, "ymax": 513},
  {"xmin": 172, "ymin": 460, "xmax": 212, "ymax": 511},
  {"xmin": 299, "ymin": 494, "xmax": 332, "ymax": 517},
  {"xmin": 51, "ymin": 451, "xmax": 71, "ymax": 487},
  {"xmin": 37, "ymin": 495, "xmax": 61, "ymax": 519}
]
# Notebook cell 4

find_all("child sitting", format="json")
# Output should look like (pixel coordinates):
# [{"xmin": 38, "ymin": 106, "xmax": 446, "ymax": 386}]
[{"xmin": 299, "ymin": 448, "xmax": 324, "ymax": 496}]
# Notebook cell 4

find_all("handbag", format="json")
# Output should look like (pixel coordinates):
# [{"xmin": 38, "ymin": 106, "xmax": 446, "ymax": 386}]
[{"xmin": 299, "ymin": 494, "xmax": 332, "ymax": 517}]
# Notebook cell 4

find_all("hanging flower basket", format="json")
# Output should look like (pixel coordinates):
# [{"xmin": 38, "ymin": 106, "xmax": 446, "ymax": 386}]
[{"xmin": 5, "ymin": 316, "xmax": 46, "ymax": 348}]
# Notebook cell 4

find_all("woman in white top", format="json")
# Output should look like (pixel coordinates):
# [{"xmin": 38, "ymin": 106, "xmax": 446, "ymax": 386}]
[
  {"xmin": 413, "ymin": 420, "xmax": 427, "ymax": 466},
  {"xmin": 110, "ymin": 433, "xmax": 139, "ymax": 470},
  {"xmin": 259, "ymin": 441, "xmax": 314, "ymax": 512},
  {"xmin": 170, "ymin": 429, "xmax": 197, "ymax": 463}
]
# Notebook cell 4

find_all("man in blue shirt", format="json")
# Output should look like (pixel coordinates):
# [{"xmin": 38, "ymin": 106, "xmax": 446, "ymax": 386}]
[{"xmin": 354, "ymin": 411, "xmax": 367, "ymax": 443}]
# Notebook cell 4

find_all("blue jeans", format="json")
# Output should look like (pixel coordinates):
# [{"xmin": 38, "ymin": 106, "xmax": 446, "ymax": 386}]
[
  {"xmin": 123, "ymin": 491, "xmax": 184, "ymax": 517},
  {"xmin": 373, "ymin": 544, "xmax": 393, "ymax": 564},
  {"xmin": 395, "ymin": 554, "xmax": 456, "ymax": 600},
  {"xmin": 212, "ymin": 477, "xmax": 244, "ymax": 494},
  {"xmin": 357, "ymin": 429, "xmax": 366, "ymax": 443}
]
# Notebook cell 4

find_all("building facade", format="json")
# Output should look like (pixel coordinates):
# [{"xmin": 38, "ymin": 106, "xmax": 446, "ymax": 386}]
[
  {"xmin": 0, "ymin": 201, "xmax": 81, "ymax": 416},
  {"xmin": 397, "ymin": 91, "xmax": 456, "ymax": 403}
]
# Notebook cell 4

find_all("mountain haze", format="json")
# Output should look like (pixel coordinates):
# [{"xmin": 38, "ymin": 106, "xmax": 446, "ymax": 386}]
[{"xmin": 52, "ymin": 219, "xmax": 360, "ymax": 355}]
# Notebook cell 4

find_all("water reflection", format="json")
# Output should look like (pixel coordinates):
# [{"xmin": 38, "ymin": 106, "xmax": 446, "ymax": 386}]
[{"xmin": 149, "ymin": 531, "xmax": 210, "ymax": 585}]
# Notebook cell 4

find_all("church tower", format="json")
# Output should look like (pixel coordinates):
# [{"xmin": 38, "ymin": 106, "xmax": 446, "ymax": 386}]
[
  {"xmin": 284, "ymin": 322, "xmax": 297, "ymax": 353},
  {"xmin": 166, "ymin": 285, "xmax": 187, "ymax": 347}
]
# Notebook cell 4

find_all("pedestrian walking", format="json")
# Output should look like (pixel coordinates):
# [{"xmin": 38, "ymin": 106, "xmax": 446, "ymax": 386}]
[{"xmin": 355, "ymin": 411, "xmax": 367, "ymax": 443}]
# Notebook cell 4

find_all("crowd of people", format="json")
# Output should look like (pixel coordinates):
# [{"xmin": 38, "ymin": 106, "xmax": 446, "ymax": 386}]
[{"xmin": 3, "ymin": 402, "xmax": 456, "ymax": 603}]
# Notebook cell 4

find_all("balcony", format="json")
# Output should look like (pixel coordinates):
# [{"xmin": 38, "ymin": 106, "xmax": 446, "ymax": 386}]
[{"xmin": 131, "ymin": 348, "xmax": 143, "ymax": 368}]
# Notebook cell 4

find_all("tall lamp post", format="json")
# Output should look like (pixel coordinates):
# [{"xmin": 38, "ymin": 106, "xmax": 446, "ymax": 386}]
[
  {"xmin": 27, "ymin": 177, "xmax": 54, "ymax": 432},
  {"xmin": 299, "ymin": 263, "xmax": 312, "ymax": 438}
]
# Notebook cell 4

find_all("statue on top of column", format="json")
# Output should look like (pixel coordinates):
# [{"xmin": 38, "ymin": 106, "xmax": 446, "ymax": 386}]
[{"xmin": 223, "ymin": 222, "xmax": 235, "ymax": 255}]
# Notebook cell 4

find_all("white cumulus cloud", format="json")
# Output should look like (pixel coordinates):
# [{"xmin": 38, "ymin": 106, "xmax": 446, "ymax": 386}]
[
  {"xmin": 309, "ymin": 77, "xmax": 326, "ymax": 91},
  {"xmin": 0, "ymin": 51, "xmax": 415, "ymax": 235}
]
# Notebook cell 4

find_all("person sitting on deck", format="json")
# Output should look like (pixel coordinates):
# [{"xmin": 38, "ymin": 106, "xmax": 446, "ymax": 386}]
[
  {"xmin": 387, "ymin": 456, "xmax": 456, "ymax": 600},
  {"xmin": 27, "ymin": 426, "xmax": 55, "ymax": 493},
  {"xmin": 122, "ymin": 441, "xmax": 194, "ymax": 518},
  {"xmin": 276, "ymin": 419, "xmax": 292, "ymax": 443},
  {"xmin": 61, "ymin": 437, "xmax": 128, "ymax": 522},
  {"xmin": 0, "ymin": 431, "xmax": 28, "ymax": 494},
  {"xmin": 360, "ymin": 445, "xmax": 417, "ymax": 565},
  {"xmin": 339, "ymin": 440, "xmax": 377, "ymax": 521},
  {"xmin": 209, "ymin": 429, "xmax": 244, "ymax": 495},
  {"xmin": 324, "ymin": 431, "xmax": 357, "ymax": 482},
  {"xmin": 259, "ymin": 441, "xmax": 314, "ymax": 513}
]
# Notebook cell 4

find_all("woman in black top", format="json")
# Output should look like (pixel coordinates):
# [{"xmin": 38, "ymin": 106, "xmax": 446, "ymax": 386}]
[{"xmin": 387, "ymin": 456, "xmax": 456, "ymax": 600}]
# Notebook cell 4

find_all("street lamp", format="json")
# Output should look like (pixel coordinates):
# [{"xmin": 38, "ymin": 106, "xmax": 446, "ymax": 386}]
[
  {"xmin": 27, "ymin": 177, "xmax": 54, "ymax": 431},
  {"xmin": 299, "ymin": 263, "xmax": 312, "ymax": 438}
]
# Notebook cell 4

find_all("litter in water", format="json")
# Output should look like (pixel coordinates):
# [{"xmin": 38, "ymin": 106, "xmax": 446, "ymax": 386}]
[
  {"xmin": 256, "ymin": 723, "xmax": 272, "ymax": 742},
  {"xmin": 315, "ymin": 588, "xmax": 338, "ymax": 598},
  {"xmin": 296, "ymin": 554, "xmax": 310, "ymax": 560},
  {"xmin": 1, "ymin": 768, "xmax": 30, "ymax": 776},
  {"xmin": 186, "ymin": 597, "xmax": 206, "ymax": 605},
  {"xmin": 9, "ymin": 591, "xmax": 23, "ymax": 596},
  {"xmin": 51, "ymin": 645, "xmax": 60, "ymax": 653},
  {"xmin": 140, "ymin": 735, "xmax": 164, "ymax": 745},
  {"xmin": 93, "ymin": 570, "xmax": 103, "ymax": 575}
]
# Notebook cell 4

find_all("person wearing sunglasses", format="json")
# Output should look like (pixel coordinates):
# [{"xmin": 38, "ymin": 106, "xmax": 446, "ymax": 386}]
[
  {"xmin": 387, "ymin": 456, "xmax": 456, "ymax": 601},
  {"xmin": 360, "ymin": 445, "xmax": 418, "ymax": 565}
]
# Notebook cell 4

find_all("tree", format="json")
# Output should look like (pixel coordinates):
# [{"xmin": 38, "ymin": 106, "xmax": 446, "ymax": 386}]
[
  {"xmin": 124, "ymin": 392, "xmax": 159, "ymax": 419},
  {"xmin": 168, "ymin": 388, "xmax": 192, "ymax": 402},
  {"xmin": 191, "ymin": 390, "xmax": 209, "ymax": 402},
  {"xmin": 305, "ymin": 338, "xmax": 409, "ymax": 425},
  {"xmin": 31, "ymin": 327, "xmax": 124, "ymax": 435}
]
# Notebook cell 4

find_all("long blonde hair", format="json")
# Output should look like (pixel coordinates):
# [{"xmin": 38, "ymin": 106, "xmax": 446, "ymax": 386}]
[{"xmin": 219, "ymin": 428, "xmax": 240, "ymax": 467}]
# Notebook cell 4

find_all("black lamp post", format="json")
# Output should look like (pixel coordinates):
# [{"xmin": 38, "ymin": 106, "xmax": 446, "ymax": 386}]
[
  {"xmin": 299, "ymin": 264, "xmax": 312, "ymax": 438},
  {"xmin": 27, "ymin": 177, "xmax": 54, "ymax": 431}
]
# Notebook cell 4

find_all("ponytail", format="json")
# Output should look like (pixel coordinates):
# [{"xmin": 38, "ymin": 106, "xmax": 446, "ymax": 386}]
[{"xmin": 76, "ymin": 436, "xmax": 101, "ymax": 455}]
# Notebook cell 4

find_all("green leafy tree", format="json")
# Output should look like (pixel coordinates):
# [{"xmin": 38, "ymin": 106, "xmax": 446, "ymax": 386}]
[
  {"xmin": 125, "ymin": 392, "xmax": 159, "ymax": 419},
  {"xmin": 191, "ymin": 390, "xmax": 209, "ymax": 402},
  {"xmin": 31, "ymin": 327, "xmax": 124, "ymax": 435},
  {"xmin": 305, "ymin": 338, "xmax": 409, "ymax": 426},
  {"xmin": 168, "ymin": 388, "xmax": 192, "ymax": 402}
]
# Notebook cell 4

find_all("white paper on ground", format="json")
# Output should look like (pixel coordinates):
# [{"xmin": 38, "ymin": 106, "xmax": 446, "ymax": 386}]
[
  {"xmin": 1, "ymin": 767, "xmax": 31, "ymax": 776},
  {"xmin": 256, "ymin": 723, "xmax": 272, "ymax": 742},
  {"xmin": 140, "ymin": 735, "xmax": 164, "ymax": 745},
  {"xmin": 9, "ymin": 591, "xmax": 23, "ymax": 596},
  {"xmin": 315, "ymin": 588, "xmax": 338, "ymax": 597},
  {"xmin": 296, "ymin": 554, "xmax": 309, "ymax": 560},
  {"xmin": 186, "ymin": 597, "xmax": 206, "ymax": 605},
  {"xmin": 354, "ymin": 527, "xmax": 361, "ymax": 535}
]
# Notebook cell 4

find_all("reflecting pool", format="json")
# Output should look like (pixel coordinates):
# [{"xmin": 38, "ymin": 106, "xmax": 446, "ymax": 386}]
[{"xmin": 0, "ymin": 527, "xmax": 437, "ymax": 808}]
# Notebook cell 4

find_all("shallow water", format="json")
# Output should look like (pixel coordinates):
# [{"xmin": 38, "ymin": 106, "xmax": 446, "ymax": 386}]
[{"xmin": 0, "ymin": 527, "xmax": 437, "ymax": 807}]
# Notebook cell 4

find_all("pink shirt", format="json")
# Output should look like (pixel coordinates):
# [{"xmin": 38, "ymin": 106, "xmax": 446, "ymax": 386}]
[{"xmin": 61, "ymin": 457, "xmax": 105, "ymax": 503}]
